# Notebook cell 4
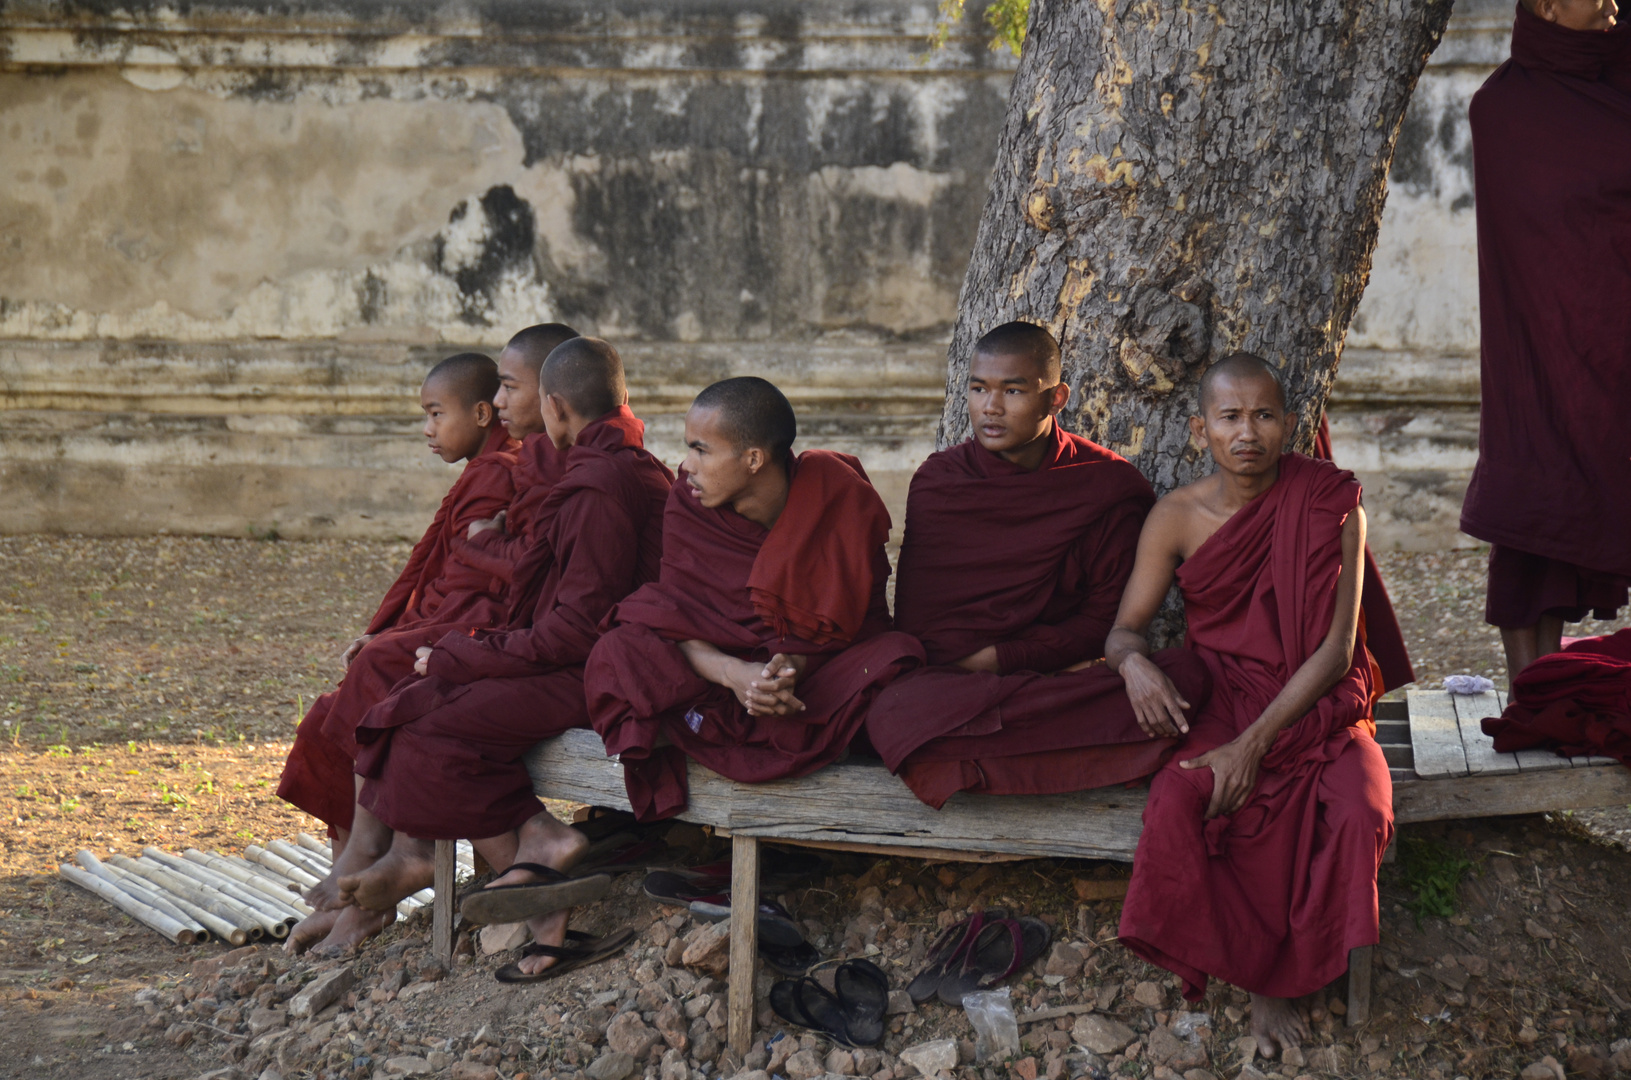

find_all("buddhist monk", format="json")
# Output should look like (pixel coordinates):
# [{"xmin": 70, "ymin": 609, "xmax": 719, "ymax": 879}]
[
  {"xmin": 279, "ymin": 324, "xmax": 578, "ymax": 953},
  {"xmin": 1460, "ymin": 0, "xmax": 1630, "ymax": 681},
  {"xmin": 586, "ymin": 377, "xmax": 923, "ymax": 820},
  {"xmin": 1112, "ymin": 354, "xmax": 1393, "ymax": 1059},
  {"xmin": 312, "ymin": 338, "xmax": 672, "ymax": 970},
  {"xmin": 864, "ymin": 322, "xmax": 1210, "ymax": 808}
]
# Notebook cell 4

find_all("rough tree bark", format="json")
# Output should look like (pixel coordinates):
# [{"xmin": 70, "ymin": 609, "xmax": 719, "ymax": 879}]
[{"xmin": 940, "ymin": 0, "xmax": 1455, "ymax": 493}]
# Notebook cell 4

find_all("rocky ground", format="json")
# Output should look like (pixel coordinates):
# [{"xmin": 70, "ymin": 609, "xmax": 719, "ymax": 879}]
[{"xmin": 2, "ymin": 536, "xmax": 1631, "ymax": 1080}]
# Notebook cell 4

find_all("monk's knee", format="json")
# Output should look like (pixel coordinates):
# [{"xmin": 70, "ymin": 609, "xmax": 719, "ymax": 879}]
[{"xmin": 1151, "ymin": 648, "xmax": 1212, "ymax": 713}]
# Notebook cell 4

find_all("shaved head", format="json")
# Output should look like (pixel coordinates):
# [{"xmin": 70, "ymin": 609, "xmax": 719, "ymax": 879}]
[
  {"xmin": 1198, "ymin": 352, "xmax": 1286, "ymax": 414},
  {"xmin": 503, "ymin": 322, "xmax": 580, "ymax": 378},
  {"xmin": 691, "ymin": 376, "xmax": 798, "ymax": 466},
  {"xmin": 541, "ymin": 337, "xmax": 626, "ymax": 420},
  {"xmin": 974, "ymin": 321, "xmax": 1062, "ymax": 385},
  {"xmin": 424, "ymin": 352, "xmax": 501, "ymax": 406}
]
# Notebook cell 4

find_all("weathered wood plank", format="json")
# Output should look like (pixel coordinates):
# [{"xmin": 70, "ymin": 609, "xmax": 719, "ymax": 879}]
[
  {"xmin": 1450, "ymin": 691, "xmax": 1518, "ymax": 776},
  {"xmin": 726, "ymin": 835, "xmax": 759, "ymax": 1058},
  {"xmin": 1394, "ymin": 766, "xmax": 1631, "ymax": 824},
  {"xmin": 432, "ymin": 840, "xmax": 457, "ymax": 966},
  {"xmin": 1406, "ymin": 690, "xmax": 1469, "ymax": 779},
  {"xmin": 1346, "ymin": 946, "xmax": 1372, "ymax": 1027}
]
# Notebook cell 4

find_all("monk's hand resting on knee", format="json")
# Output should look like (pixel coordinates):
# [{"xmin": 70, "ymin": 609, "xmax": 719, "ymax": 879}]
[
  {"xmin": 1180, "ymin": 736, "xmax": 1266, "ymax": 819},
  {"xmin": 1119, "ymin": 653, "xmax": 1191, "ymax": 738},
  {"xmin": 413, "ymin": 646, "xmax": 434, "ymax": 677},
  {"xmin": 341, "ymin": 634, "xmax": 375, "ymax": 667},
  {"xmin": 466, "ymin": 510, "xmax": 506, "ymax": 539}
]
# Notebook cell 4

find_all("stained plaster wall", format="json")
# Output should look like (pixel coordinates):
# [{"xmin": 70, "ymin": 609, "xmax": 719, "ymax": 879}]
[{"xmin": 0, "ymin": 0, "xmax": 1499, "ymax": 547}]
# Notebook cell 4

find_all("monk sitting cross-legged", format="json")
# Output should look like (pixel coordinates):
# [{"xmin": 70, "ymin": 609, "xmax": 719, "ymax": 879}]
[
  {"xmin": 277, "ymin": 323, "xmax": 578, "ymax": 954},
  {"xmin": 586, "ymin": 377, "xmax": 923, "ymax": 820},
  {"xmin": 1111, "ymin": 354, "xmax": 1394, "ymax": 1060},
  {"xmin": 319, "ymin": 338, "xmax": 672, "ymax": 976},
  {"xmin": 865, "ymin": 321, "xmax": 1210, "ymax": 807}
]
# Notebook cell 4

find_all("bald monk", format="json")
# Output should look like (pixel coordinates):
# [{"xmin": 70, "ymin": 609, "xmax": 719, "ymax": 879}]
[
  {"xmin": 586, "ymin": 377, "xmax": 923, "ymax": 820},
  {"xmin": 1460, "ymin": 0, "xmax": 1631, "ymax": 680},
  {"xmin": 865, "ymin": 322, "xmax": 1210, "ymax": 807},
  {"xmin": 279, "ymin": 324, "xmax": 578, "ymax": 952},
  {"xmin": 1112, "ymin": 354, "xmax": 1393, "ymax": 1060},
  {"xmin": 311, "ymin": 339, "xmax": 672, "ymax": 968}
]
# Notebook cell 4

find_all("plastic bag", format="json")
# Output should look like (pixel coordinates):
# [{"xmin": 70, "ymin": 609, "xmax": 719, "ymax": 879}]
[
  {"xmin": 962, "ymin": 987, "xmax": 1020, "ymax": 1063},
  {"xmin": 1171, "ymin": 1011, "xmax": 1211, "ymax": 1039},
  {"xmin": 1444, "ymin": 674, "xmax": 1496, "ymax": 695}
]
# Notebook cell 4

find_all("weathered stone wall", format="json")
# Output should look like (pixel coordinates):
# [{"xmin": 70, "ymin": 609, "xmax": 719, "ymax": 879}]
[{"xmin": 0, "ymin": 0, "xmax": 1501, "ymax": 547}]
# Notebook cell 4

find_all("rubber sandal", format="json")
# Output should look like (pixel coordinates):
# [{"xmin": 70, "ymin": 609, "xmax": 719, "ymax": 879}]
[
  {"xmin": 760, "ymin": 937, "xmax": 821, "ymax": 976},
  {"xmin": 642, "ymin": 869, "xmax": 729, "ymax": 906},
  {"xmin": 687, "ymin": 894, "xmax": 806, "ymax": 949},
  {"xmin": 572, "ymin": 808, "xmax": 640, "ymax": 843},
  {"xmin": 906, "ymin": 910, "xmax": 987, "ymax": 1004},
  {"xmin": 573, "ymin": 838, "xmax": 675, "ymax": 877},
  {"xmin": 493, "ymin": 926, "xmax": 636, "ymax": 984},
  {"xmin": 936, "ymin": 915, "xmax": 1052, "ymax": 1004},
  {"xmin": 834, "ymin": 958, "xmax": 889, "ymax": 1047},
  {"xmin": 459, "ymin": 862, "xmax": 612, "ymax": 925},
  {"xmin": 770, "ymin": 978, "xmax": 815, "ymax": 1029},
  {"xmin": 775, "ymin": 976, "xmax": 861, "ymax": 1047}
]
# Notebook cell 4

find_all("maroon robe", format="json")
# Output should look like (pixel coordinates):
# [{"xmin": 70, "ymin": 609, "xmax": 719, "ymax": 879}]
[
  {"xmin": 586, "ymin": 451, "xmax": 923, "ymax": 820},
  {"xmin": 1313, "ymin": 416, "xmax": 1415, "ymax": 691},
  {"xmin": 353, "ymin": 408, "xmax": 672, "ymax": 839},
  {"xmin": 1460, "ymin": 8, "xmax": 1631, "ymax": 614},
  {"xmin": 277, "ymin": 426, "xmax": 519, "ymax": 829},
  {"xmin": 864, "ymin": 425, "xmax": 1210, "ymax": 808},
  {"xmin": 1482, "ymin": 630, "xmax": 1631, "ymax": 765},
  {"xmin": 1119, "ymin": 454, "xmax": 1394, "ymax": 1001}
]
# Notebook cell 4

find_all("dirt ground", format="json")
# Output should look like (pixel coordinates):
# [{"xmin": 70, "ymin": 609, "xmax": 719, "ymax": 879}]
[{"xmin": 2, "ymin": 535, "xmax": 1631, "ymax": 1080}]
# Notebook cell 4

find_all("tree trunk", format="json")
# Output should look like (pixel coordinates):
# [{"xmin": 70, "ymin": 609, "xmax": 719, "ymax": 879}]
[{"xmin": 940, "ymin": 0, "xmax": 1455, "ymax": 492}]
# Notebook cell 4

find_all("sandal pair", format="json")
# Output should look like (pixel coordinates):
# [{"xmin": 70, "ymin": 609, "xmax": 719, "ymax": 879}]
[
  {"xmin": 770, "ymin": 958, "xmax": 889, "ymax": 1047},
  {"xmin": 494, "ymin": 926, "xmax": 636, "ymax": 984},
  {"xmin": 907, "ymin": 909, "xmax": 1052, "ymax": 1005}
]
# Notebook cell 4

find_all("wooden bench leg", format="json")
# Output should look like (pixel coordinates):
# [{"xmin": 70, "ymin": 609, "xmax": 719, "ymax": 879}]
[
  {"xmin": 727, "ymin": 834, "xmax": 760, "ymax": 1058},
  {"xmin": 433, "ymin": 839, "xmax": 457, "ymax": 967},
  {"xmin": 1346, "ymin": 945, "xmax": 1372, "ymax": 1027}
]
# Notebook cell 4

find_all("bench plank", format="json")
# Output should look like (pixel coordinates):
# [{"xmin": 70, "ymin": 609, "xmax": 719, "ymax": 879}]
[
  {"xmin": 1394, "ymin": 764, "xmax": 1631, "ymax": 823},
  {"xmin": 1406, "ymin": 690, "xmax": 1469, "ymax": 779},
  {"xmin": 1450, "ymin": 691, "xmax": 1519, "ymax": 776}
]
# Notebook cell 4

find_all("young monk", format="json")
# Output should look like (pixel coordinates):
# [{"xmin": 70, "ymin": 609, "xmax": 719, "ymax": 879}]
[
  {"xmin": 1111, "ymin": 354, "xmax": 1393, "ymax": 1059},
  {"xmin": 316, "ymin": 338, "xmax": 672, "ymax": 972},
  {"xmin": 586, "ymin": 377, "xmax": 923, "ymax": 820},
  {"xmin": 1460, "ymin": 0, "xmax": 1630, "ymax": 680},
  {"xmin": 865, "ymin": 322, "xmax": 1210, "ymax": 808},
  {"xmin": 279, "ymin": 324, "xmax": 578, "ymax": 953}
]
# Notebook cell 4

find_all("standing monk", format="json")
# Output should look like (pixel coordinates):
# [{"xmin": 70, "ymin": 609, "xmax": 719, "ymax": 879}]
[
  {"xmin": 1460, "ymin": 0, "xmax": 1631, "ymax": 680},
  {"xmin": 865, "ymin": 322, "xmax": 1210, "ymax": 808},
  {"xmin": 321, "ymin": 339, "xmax": 672, "ymax": 969},
  {"xmin": 586, "ymin": 377, "xmax": 923, "ymax": 820},
  {"xmin": 1112, "ymin": 355, "xmax": 1393, "ymax": 1059}
]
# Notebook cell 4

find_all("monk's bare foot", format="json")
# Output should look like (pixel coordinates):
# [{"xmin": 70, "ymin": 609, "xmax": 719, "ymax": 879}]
[
  {"xmin": 310, "ymin": 904, "xmax": 395, "ymax": 957},
  {"xmin": 1250, "ymin": 994, "xmax": 1309, "ymax": 1059},
  {"xmin": 486, "ymin": 813, "xmax": 591, "ymax": 890},
  {"xmin": 284, "ymin": 908, "xmax": 339, "ymax": 954},
  {"xmin": 304, "ymin": 869, "xmax": 347, "ymax": 911},
  {"xmin": 514, "ymin": 908, "xmax": 572, "ymax": 976},
  {"xmin": 338, "ymin": 845, "xmax": 435, "ymax": 912}
]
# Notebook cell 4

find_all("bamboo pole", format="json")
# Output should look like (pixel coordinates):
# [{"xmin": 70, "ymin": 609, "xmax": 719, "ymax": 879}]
[
  {"xmin": 100, "ymin": 862, "xmax": 216, "ymax": 945},
  {"xmin": 143, "ymin": 849, "xmax": 293, "ymax": 936},
  {"xmin": 131, "ymin": 855, "xmax": 282, "ymax": 940},
  {"xmin": 244, "ymin": 846, "xmax": 321, "ymax": 890},
  {"xmin": 75, "ymin": 852, "xmax": 209, "ymax": 943},
  {"xmin": 267, "ymin": 840, "xmax": 329, "ymax": 879},
  {"xmin": 108, "ymin": 855, "xmax": 252, "ymax": 946},
  {"xmin": 59, "ymin": 864, "xmax": 196, "ymax": 945},
  {"xmin": 295, "ymin": 833, "xmax": 334, "ymax": 864},
  {"xmin": 185, "ymin": 851, "xmax": 313, "ymax": 919}
]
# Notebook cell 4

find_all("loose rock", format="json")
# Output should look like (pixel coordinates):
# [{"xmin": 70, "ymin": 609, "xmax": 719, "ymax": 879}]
[
  {"xmin": 897, "ymin": 1039, "xmax": 958, "ymax": 1077},
  {"xmin": 1071, "ymin": 1015, "xmax": 1136, "ymax": 1056}
]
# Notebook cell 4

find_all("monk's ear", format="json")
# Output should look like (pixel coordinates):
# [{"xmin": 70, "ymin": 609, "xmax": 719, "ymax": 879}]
[
  {"xmin": 1188, "ymin": 414, "xmax": 1208, "ymax": 449},
  {"xmin": 744, "ymin": 446, "xmax": 766, "ymax": 474},
  {"xmin": 474, "ymin": 401, "xmax": 495, "ymax": 428},
  {"xmin": 1047, "ymin": 382, "xmax": 1070, "ymax": 414}
]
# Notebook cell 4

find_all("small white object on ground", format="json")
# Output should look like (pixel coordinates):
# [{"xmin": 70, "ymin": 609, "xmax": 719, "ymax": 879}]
[{"xmin": 1444, "ymin": 674, "xmax": 1496, "ymax": 695}]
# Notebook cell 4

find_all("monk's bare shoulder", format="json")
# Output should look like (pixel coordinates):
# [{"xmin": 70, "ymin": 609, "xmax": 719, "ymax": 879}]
[{"xmin": 1145, "ymin": 476, "xmax": 1223, "ymax": 559}]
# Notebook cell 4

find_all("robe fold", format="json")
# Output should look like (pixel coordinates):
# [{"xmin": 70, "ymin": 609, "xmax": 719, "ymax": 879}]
[
  {"xmin": 1119, "ymin": 454, "xmax": 1394, "ymax": 1001},
  {"xmin": 1314, "ymin": 416, "xmax": 1415, "ymax": 691},
  {"xmin": 1482, "ymin": 630, "xmax": 1631, "ymax": 765},
  {"xmin": 277, "ymin": 426, "xmax": 519, "ymax": 830},
  {"xmin": 354, "ymin": 408, "xmax": 672, "ymax": 839},
  {"xmin": 586, "ymin": 451, "xmax": 923, "ymax": 820},
  {"xmin": 1460, "ymin": 7, "xmax": 1631, "ymax": 590},
  {"xmin": 864, "ymin": 425, "xmax": 1210, "ymax": 808}
]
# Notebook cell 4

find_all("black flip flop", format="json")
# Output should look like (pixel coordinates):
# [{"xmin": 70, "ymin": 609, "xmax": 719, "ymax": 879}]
[
  {"xmin": 459, "ymin": 862, "xmax": 612, "ymax": 925},
  {"xmin": 936, "ymin": 915, "xmax": 1052, "ymax": 1005},
  {"xmin": 834, "ymin": 959, "xmax": 889, "ymax": 1047},
  {"xmin": 572, "ymin": 808, "xmax": 640, "ymax": 843},
  {"xmin": 573, "ymin": 838, "xmax": 676, "ymax": 877},
  {"xmin": 642, "ymin": 869, "xmax": 728, "ymax": 906},
  {"xmin": 761, "ymin": 936, "xmax": 822, "ymax": 976},
  {"xmin": 493, "ymin": 926, "xmax": 636, "ymax": 984},
  {"xmin": 688, "ymin": 894, "xmax": 806, "ymax": 948},
  {"xmin": 769, "ymin": 976, "xmax": 861, "ymax": 1047},
  {"xmin": 907, "ymin": 910, "xmax": 989, "ymax": 1005}
]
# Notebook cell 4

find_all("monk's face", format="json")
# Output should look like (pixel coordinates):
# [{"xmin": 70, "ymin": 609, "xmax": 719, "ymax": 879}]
[
  {"xmin": 1531, "ymin": 0, "xmax": 1617, "ymax": 30},
  {"xmin": 682, "ymin": 406, "xmax": 761, "ymax": 509},
  {"xmin": 966, "ymin": 348, "xmax": 1069, "ymax": 462},
  {"xmin": 494, "ymin": 347, "xmax": 545, "ymax": 439},
  {"xmin": 1190, "ymin": 373, "xmax": 1291, "ymax": 478},
  {"xmin": 420, "ymin": 378, "xmax": 494, "ymax": 463}
]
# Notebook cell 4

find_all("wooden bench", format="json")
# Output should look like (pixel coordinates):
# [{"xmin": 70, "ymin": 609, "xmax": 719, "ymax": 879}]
[{"xmin": 429, "ymin": 690, "xmax": 1631, "ymax": 1055}]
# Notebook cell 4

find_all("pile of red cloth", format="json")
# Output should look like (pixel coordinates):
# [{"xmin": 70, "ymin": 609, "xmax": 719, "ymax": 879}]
[{"xmin": 1483, "ymin": 630, "xmax": 1631, "ymax": 765}]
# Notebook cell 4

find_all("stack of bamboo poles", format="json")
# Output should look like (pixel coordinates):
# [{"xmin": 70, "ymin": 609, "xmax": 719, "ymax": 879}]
[{"xmin": 58, "ymin": 834, "xmax": 476, "ymax": 947}]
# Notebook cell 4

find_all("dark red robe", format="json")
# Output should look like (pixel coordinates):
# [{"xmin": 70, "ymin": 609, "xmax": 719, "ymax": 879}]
[
  {"xmin": 1313, "ymin": 416, "xmax": 1415, "ymax": 691},
  {"xmin": 1460, "ymin": 8, "xmax": 1631, "ymax": 601},
  {"xmin": 1482, "ymin": 630, "xmax": 1631, "ymax": 765},
  {"xmin": 353, "ymin": 408, "xmax": 673, "ymax": 839},
  {"xmin": 277, "ymin": 426, "xmax": 519, "ymax": 830},
  {"xmin": 1119, "ymin": 454, "xmax": 1394, "ymax": 1001},
  {"xmin": 586, "ymin": 451, "xmax": 923, "ymax": 820},
  {"xmin": 864, "ymin": 425, "xmax": 1210, "ymax": 808}
]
